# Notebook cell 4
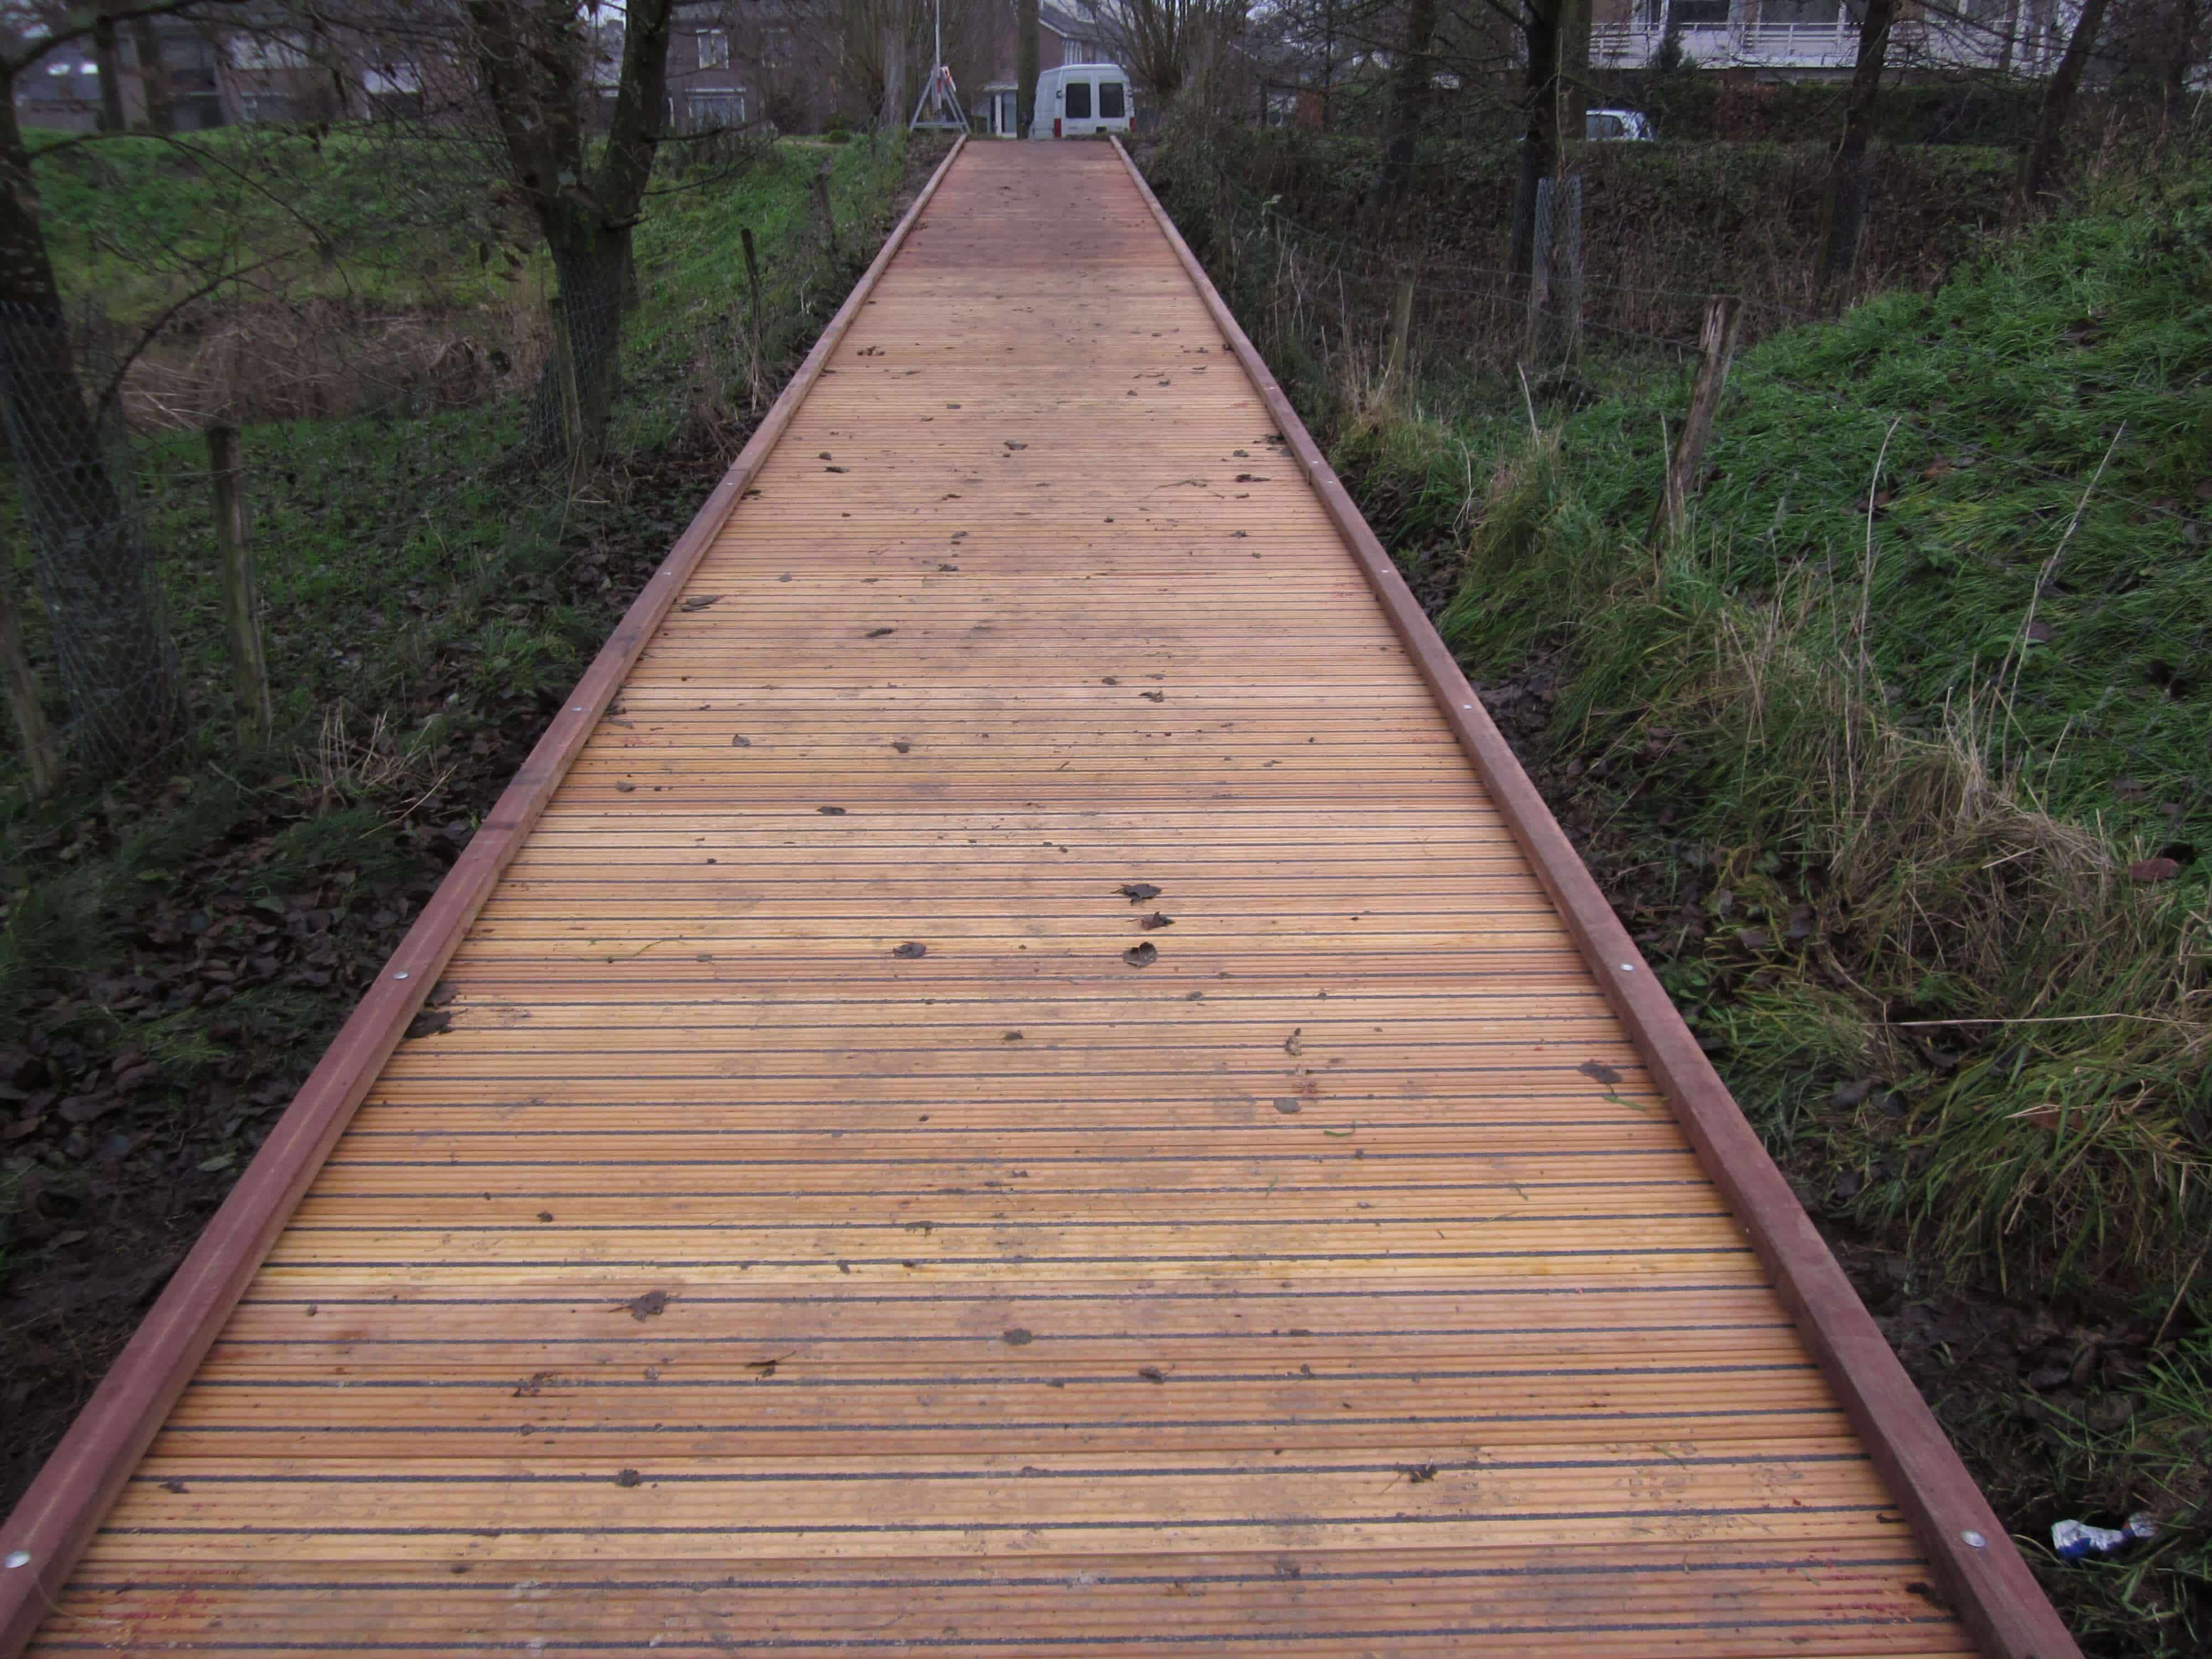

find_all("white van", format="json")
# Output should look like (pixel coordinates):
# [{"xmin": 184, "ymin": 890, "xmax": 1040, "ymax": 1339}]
[{"xmin": 1030, "ymin": 64, "xmax": 1133, "ymax": 138}]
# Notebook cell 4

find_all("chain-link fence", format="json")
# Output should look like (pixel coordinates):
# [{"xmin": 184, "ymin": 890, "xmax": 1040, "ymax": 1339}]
[{"xmin": 0, "ymin": 301, "xmax": 188, "ymax": 779}]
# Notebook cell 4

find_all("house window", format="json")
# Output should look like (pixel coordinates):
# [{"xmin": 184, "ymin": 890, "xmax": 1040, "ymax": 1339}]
[
  {"xmin": 698, "ymin": 30, "xmax": 730, "ymax": 69},
  {"xmin": 229, "ymin": 35, "xmax": 310, "ymax": 70},
  {"xmin": 688, "ymin": 90, "xmax": 745, "ymax": 129},
  {"xmin": 1098, "ymin": 81, "xmax": 1123, "ymax": 119},
  {"xmin": 1064, "ymin": 79, "xmax": 1091, "ymax": 119}
]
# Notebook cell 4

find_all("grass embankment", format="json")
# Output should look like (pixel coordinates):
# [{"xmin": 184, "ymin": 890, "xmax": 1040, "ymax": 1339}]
[
  {"xmin": 0, "ymin": 131, "xmax": 924, "ymax": 1505},
  {"xmin": 1147, "ymin": 135, "xmax": 2210, "ymax": 1653},
  {"xmin": 1429, "ymin": 185, "xmax": 2212, "ymax": 1655}
]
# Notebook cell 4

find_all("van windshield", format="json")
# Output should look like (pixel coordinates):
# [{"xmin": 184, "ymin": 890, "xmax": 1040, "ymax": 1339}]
[{"xmin": 1065, "ymin": 80, "xmax": 1092, "ymax": 119}]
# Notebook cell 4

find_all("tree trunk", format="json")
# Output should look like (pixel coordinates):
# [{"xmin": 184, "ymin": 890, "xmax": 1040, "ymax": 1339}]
[
  {"xmin": 546, "ymin": 239, "xmax": 627, "ymax": 486},
  {"xmin": 1558, "ymin": 0, "xmax": 1591, "ymax": 140},
  {"xmin": 469, "ymin": 0, "xmax": 674, "ymax": 474},
  {"xmin": 93, "ymin": 2, "xmax": 127, "ymax": 133},
  {"xmin": 1815, "ymin": 0, "xmax": 1897, "ymax": 298},
  {"xmin": 879, "ymin": 22, "xmax": 906, "ymax": 129},
  {"xmin": 1018, "ymin": 0, "xmax": 1040, "ymax": 136},
  {"xmin": 2018, "ymin": 0, "xmax": 2112, "ymax": 211},
  {"xmin": 1509, "ymin": 1, "xmax": 1564, "ymax": 288},
  {"xmin": 0, "ymin": 79, "xmax": 184, "ymax": 773},
  {"xmin": 130, "ymin": 18, "xmax": 173, "ymax": 133},
  {"xmin": 1368, "ymin": 0, "xmax": 1439, "ymax": 215}
]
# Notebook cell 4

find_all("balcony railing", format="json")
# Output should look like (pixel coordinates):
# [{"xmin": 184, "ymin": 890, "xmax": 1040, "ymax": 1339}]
[{"xmin": 1590, "ymin": 17, "xmax": 2066, "ymax": 74}]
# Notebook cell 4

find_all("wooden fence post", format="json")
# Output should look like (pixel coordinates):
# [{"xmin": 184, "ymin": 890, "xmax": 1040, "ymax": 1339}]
[
  {"xmin": 208, "ymin": 424, "xmax": 272, "ymax": 738},
  {"xmin": 0, "ymin": 571, "xmax": 60, "ymax": 799},
  {"xmin": 813, "ymin": 164, "xmax": 841, "ymax": 260},
  {"xmin": 1658, "ymin": 295, "xmax": 1744, "ymax": 537},
  {"xmin": 1385, "ymin": 274, "xmax": 1415, "ymax": 397},
  {"xmin": 740, "ymin": 226, "xmax": 765, "ymax": 404}
]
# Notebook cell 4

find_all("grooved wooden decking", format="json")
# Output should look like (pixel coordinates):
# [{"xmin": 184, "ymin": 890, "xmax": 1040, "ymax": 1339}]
[{"xmin": 32, "ymin": 143, "xmax": 1969, "ymax": 1655}]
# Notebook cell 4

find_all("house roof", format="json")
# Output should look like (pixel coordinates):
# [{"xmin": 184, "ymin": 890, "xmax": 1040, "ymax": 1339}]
[{"xmin": 1039, "ymin": 2, "xmax": 1095, "ymax": 41}]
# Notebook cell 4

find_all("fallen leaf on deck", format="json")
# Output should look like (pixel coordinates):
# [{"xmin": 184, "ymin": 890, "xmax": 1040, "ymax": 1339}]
[
  {"xmin": 1123, "ymin": 942, "xmax": 1158, "ymax": 967},
  {"xmin": 1577, "ymin": 1060, "xmax": 1624, "ymax": 1086}
]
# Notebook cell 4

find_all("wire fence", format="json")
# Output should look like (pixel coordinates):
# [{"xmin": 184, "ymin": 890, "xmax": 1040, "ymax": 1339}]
[
  {"xmin": 0, "ymin": 135, "xmax": 907, "ymax": 805},
  {"xmin": 0, "ymin": 301, "xmax": 187, "ymax": 778},
  {"xmin": 1187, "ymin": 154, "xmax": 2187, "ymax": 530}
]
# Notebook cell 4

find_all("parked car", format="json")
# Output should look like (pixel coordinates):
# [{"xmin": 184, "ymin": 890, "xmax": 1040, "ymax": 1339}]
[
  {"xmin": 1585, "ymin": 107, "xmax": 1656, "ymax": 141},
  {"xmin": 1030, "ymin": 64, "xmax": 1134, "ymax": 138}
]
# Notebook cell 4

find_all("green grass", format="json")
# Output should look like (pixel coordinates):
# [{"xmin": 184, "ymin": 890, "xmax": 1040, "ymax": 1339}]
[
  {"xmin": 30, "ymin": 124, "xmax": 512, "ymax": 317},
  {"xmin": 1428, "ymin": 176, "xmax": 2211, "ymax": 1298}
]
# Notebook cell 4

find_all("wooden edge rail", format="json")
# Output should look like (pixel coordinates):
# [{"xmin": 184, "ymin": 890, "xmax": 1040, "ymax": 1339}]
[
  {"xmin": 1111, "ymin": 137, "xmax": 2078, "ymax": 1659},
  {"xmin": 0, "ymin": 132, "xmax": 968, "ymax": 1658}
]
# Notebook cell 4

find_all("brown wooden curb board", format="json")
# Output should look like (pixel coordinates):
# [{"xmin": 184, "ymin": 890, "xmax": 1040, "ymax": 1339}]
[
  {"xmin": 1110, "ymin": 136, "xmax": 2078, "ymax": 1659},
  {"xmin": 0, "ymin": 133, "xmax": 968, "ymax": 1658}
]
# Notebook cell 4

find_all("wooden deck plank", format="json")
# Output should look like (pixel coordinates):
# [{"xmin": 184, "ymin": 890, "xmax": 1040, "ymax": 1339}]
[{"xmin": 17, "ymin": 141, "xmax": 1990, "ymax": 1656}]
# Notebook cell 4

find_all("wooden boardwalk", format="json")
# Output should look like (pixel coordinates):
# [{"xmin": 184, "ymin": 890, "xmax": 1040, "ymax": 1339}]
[{"xmin": 3, "ymin": 141, "xmax": 2069, "ymax": 1657}]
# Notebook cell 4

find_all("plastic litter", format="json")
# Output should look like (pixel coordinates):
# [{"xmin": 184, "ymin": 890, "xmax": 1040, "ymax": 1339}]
[{"xmin": 2051, "ymin": 1513, "xmax": 2158, "ymax": 1561}]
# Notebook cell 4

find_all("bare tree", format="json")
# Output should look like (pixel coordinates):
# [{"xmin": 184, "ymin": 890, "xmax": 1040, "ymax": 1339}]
[
  {"xmin": 1093, "ymin": 0, "xmax": 1243, "ymax": 101},
  {"xmin": 1369, "ymin": 0, "xmax": 1439, "ymax": 213},
  {"xmin": 91, "ymin": 0, "xmax": 126, "ymax": 129},
  {"xmin": 2018, "ymin": 0, "xmax": 2113, "ymax": 208},
  {"xmin": 1506, "ymin": 0, "xmax": 1570, "ymax": 287},
  {"xmin": 1815, "ymin": 0, "xmax": 1898, "ymax": 298},
  {"xmin": 465, "ymin": 0, "xmax": 676, "ymax": 479}
]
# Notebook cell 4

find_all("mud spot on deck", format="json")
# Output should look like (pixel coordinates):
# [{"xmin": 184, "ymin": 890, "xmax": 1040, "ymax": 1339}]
[{"xmin": 621, "ymin": 1290, "xmax": 670, "ymax": 1321}]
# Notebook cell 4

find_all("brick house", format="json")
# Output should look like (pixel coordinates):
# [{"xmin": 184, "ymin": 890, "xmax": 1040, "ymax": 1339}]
[{"xmin": 974, "ymin": 1, "xmax": 1115, "ymax": 136}]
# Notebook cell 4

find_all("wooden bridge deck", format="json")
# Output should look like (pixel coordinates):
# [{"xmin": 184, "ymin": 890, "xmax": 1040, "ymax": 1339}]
[{"xmin": 4, "ymin": 140, "xmax": 2068, "ymax": 1656}]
